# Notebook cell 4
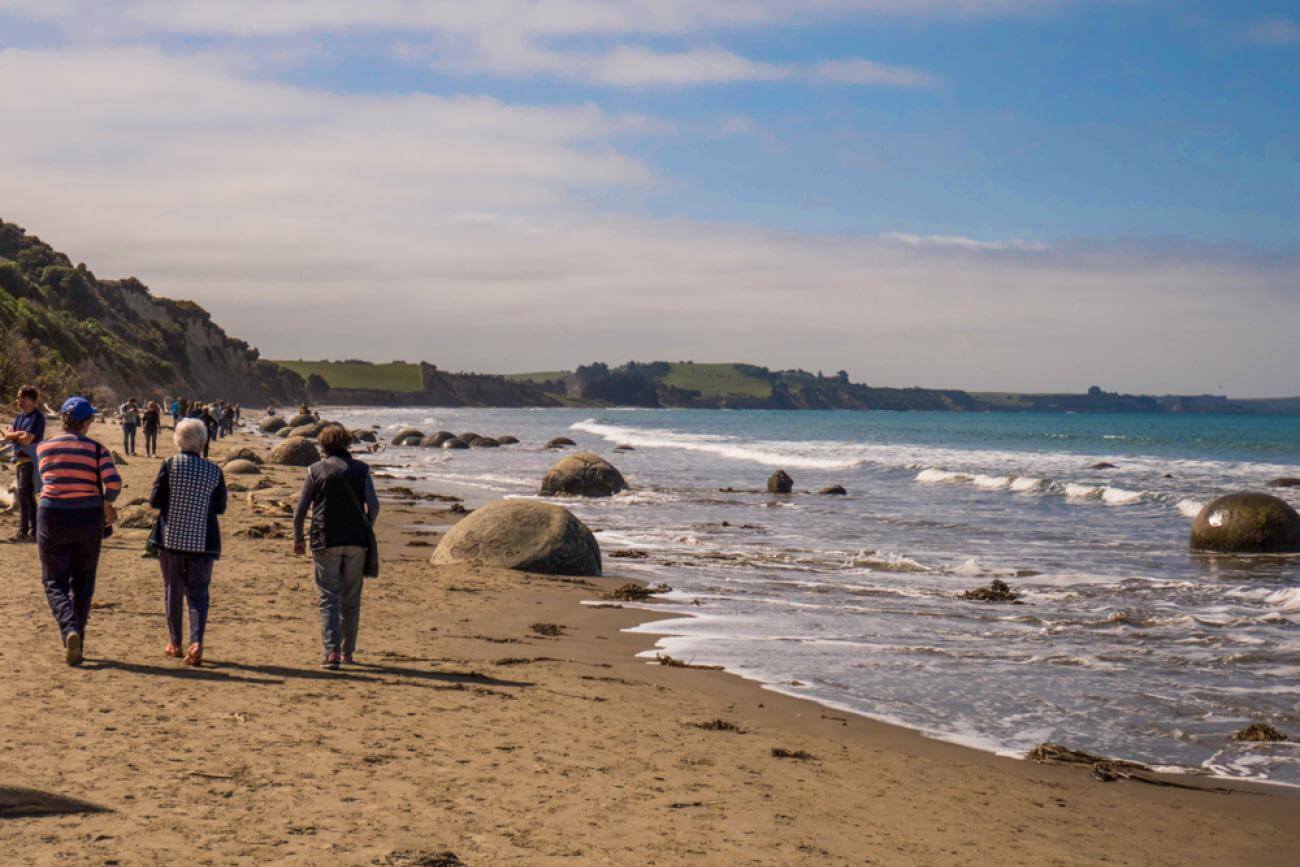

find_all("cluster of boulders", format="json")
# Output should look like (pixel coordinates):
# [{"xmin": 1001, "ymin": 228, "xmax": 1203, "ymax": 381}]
[{"xmin": 386, "ymin": 428, "xmax": 521, "ymax": 450}]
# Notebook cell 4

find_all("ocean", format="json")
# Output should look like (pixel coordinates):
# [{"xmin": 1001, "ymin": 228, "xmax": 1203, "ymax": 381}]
[{"xmin": 317, "ymin": 407, "xmax": 1300, "ymax": 786}]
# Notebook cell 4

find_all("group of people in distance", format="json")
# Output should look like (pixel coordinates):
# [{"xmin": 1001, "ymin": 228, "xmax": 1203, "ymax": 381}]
[{"xmin": 3, "ymin": 385, "xmax": 379, "ymax": 670}]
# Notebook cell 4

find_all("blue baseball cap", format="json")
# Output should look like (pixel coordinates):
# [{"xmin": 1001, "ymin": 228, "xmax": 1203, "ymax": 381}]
[{"xmin": 60, "ymin": 396, "xmax": 96, "ymax": 422}]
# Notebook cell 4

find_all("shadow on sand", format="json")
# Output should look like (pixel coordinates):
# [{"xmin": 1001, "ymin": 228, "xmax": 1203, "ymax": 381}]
[
  {"xmin": 0, "ymin": 786, "xmax": 110, "ymax": 819},
  {"xmin": 86, "ymin": 658, "xmax": 532, "ymax": 690}
]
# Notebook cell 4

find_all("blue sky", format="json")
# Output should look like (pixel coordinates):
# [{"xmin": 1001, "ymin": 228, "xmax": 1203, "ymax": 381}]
[{"xmin": 1, "ymin": 1, "xmax": 1297, "ymax": 394}]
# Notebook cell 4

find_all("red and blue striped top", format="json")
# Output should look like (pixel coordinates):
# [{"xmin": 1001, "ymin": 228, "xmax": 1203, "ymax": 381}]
[{"xmin": 35, "ymin": 433, "xmax": 122, "ymax": 509}]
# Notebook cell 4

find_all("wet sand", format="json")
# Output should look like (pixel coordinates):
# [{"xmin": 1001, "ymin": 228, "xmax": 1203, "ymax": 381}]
[{"xmin": 0, "ymin": 422, "xmax": 1296, "ymax": 865}]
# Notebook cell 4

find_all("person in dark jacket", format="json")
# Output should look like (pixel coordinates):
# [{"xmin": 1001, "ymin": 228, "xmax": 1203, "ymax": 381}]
[
  {"xmin": 142, "ymin": 400, "xmax": 162, "ymax": 457},
  {"xmin": 292, "ymin": 424, "xmax": 380, "ymax": 669},
  {"xmin": 149, "ymin": 417, "xmax": 227, "ymax": 666},
  {"xmin": 3, "ymin": 384, "xmax": 45, "ymax": 542}
]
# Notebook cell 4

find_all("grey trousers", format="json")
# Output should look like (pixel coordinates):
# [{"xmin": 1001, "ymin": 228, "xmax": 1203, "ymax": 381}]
[{"xmin": 312, "ymin": 545, "xmax": 365, "ymax": 659}]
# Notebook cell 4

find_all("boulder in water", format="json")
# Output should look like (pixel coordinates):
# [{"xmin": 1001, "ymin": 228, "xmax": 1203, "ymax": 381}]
[
  {"xmin": 223, "ymin": 459, "xmax": 262, "ymax": 475},
  {"xmin": 270, "ymin": 436, "xmax": 321, "ymax": 467},
  {"xmin": 1190, "ymin": 492, "xmax": 1300, "ymax": 553},
  {"xmin": 288, "ymin": 422, "xmax": 325, "ymax": 439},
  {"xmin": 1091, "ymin": 462, "xmax": 1117, "ymax": 470},
  {"xmin": 258, "ymin": 416, "xmax": 287, "ymax": 433},
  {"xmin": 287, "ymin": 413, "xmax": 316, "ymax": 428},
  {"xmin": 539, "ymin": 452, "xmax": 628, "ymax": 497},
  {"xmin": 496, "ymin": 435, "xmax": 520, "ymax": 445},
  {"xmin": 546, "ymin": 436, "xmax": 576, "ymax": 449},
  {"xmin": 351, "ymin": 429, "xmax": 377, "ymax": 444},
  {"xmin": 1267, "ymin": 477, "xmax": 1300, "ymax": 488},
  {"xmin": 441, "ymin": 437, "xmax": 469, "ymax": 450},
  {"xmin": 471, "ymin": 437, "xmax": 500, "ymax": 448},
  {"xmin": 431, "ymin": 499, "xmax": 601, "ymax": 576},
  {"xmin": 458, "ymin": 432, "xmax": 482, "ymax": 445},
  {"xmin": 225, "ymin": 447, "xmax": 263, "ymax": 465},
  {"xmin": 391, "ymin": 427, "xmax": 425, "ymax": 446},
  {"xmin": 767, "ymin": 470, "xmax": 793, "ymax": 494},
  {"xmin": 420, "ymin": 431, "xmax": 456, "ymax": 448},
  {"xmin": 818, "ymin": 485, "xmax": 847, "ymax": 496}
]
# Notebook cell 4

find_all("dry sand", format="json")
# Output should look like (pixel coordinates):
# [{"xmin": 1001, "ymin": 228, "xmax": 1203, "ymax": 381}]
[{"xmin": 0, "ymin": 422, "xmax": 1296, "ymax": 865}]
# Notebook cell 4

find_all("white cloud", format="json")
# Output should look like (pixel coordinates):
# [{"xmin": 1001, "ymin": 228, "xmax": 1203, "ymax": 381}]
[
  {"xmin": 1, "ymin": 44, "xmax": 1295, "ymax": 396},
  {"xmin": 1244, "ymin": 17, "xmax": 1300, "ymax": 46}
]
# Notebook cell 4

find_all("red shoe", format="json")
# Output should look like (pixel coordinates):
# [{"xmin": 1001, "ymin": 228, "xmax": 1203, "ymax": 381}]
[
  {"xmin": 322, "ymin": 651, "xmax": 341, "ymax": 670},
  {"xmin": 164, "ymin": 643, "xmax": 183, "ymax": 658},
  {"xmin": 183, "ymin": 643, "xmax": 203, "ymax": 666}
]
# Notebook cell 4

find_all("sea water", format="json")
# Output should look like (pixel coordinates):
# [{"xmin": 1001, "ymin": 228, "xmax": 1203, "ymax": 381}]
[{"xmin": 317, "ymin": 407, "xmax": 1300, "ymax": 785}]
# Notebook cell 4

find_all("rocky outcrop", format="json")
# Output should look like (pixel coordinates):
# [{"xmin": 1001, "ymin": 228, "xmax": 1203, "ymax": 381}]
[
  {"xmin": 270, "ymin": 436, "xmax": 320, "ymax": 467},
  {"xmin": 223, "ymin": 459, "xmax": 262, "ymax": 475},
  {"xmin": 767, "ymin": 470, "xmax": 793, "ymax": 494},
  {"xmin": 431, "ymin": 499, "xmax": 601, "ymax": 576},
  {"xmin": 1190, "ymin": 493, "xmax": 1300, "ymax": 553},
  {"xmin": 539, "ymin": 452, "xmax": 628, "ymax": 498}
]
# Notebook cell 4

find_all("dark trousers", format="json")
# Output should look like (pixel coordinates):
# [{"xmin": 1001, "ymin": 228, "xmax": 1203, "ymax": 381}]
[
  {"xmin": 313, "ymin": 545, "xmax": 365, "ymax": 658},
  {"xmin": 16, "ymin": 461, "xmax": 37, "ymax": 536},
  {"xmin": 122, "ymin": 424, "xmax": 137, "ymax": 454},
  {"xmin": 143, "ymin": 427, "xmax": 159, "ymax": 456},
  {"xmin": 37, "ymin": 506, "xmax": 103, "ymax": 641},
  {"xmin": 159, "ymin": 551, "xmax": 213, "ymax": 646}
]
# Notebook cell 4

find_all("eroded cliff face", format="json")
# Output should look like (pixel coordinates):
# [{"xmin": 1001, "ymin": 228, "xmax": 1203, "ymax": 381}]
[
  {"xmin": 316, "ymin": 364, "xmax": 566, "ymax": 407},
  {"xmin": 0, "ymin": 220, "xmax": 304, "ymax": 404}
]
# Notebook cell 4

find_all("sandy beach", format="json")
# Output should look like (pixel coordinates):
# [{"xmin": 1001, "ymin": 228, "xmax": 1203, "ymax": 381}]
[{"xmin": 0, "ymin": 421, "xmax": 1296, "ymax": 866}]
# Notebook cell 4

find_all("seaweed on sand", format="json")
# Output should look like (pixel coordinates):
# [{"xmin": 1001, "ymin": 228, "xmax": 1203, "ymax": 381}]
[
  {"xmin": 373, "ymin": 851, "xmax": 464, "ymax": 867},
  {"xmin": 530, "ymin": 622, "xmax": 566, "ymax": 637},
  {"xmin": 690, "ymin": 719, "xmax": 745, "ymax": 733},
  {"xmin": 609, "ymin": 582, "xmax": 672, "ymax": 601},
  {"xmin": 655, "ymin": 654, "xmax": 723, "ymax": 670},
  {"xmin": 771, "ymin": 748, "xmax": 816, "ymax": 761}
]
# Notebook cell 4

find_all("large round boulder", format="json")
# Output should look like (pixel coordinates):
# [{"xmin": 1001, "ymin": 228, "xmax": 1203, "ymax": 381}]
[
  {"xmin": 276, "ymin": 427, "xmax": 292, "ymax": 438},
  {"xmin": 351, "ymin": 429, "xmax": 377, "ymax": 444},
  {"xmin": 440, "ymin": 437, "xmax": 469, "ymax": 450},
  {"xmin": 287, "ymin": 413, "xmax": 316, "ymax": 428},
  {"xmin": 420, "ymin": 431, "xmax": 455, "ymax": 448},
  {"xmin": 391, "ymin": 427, "xmax": 425, "ymax": 446},
  {"xmin": 223, "ymin": 459, "xmax": 262, "ymax": 476},
  {"xmin": 471, "ymin": 437, "xmax": 500, "ymax": 448},
  {"xmin": 431, "ymin": 500, "xmax": 602, "ymax": 576},
  {"xmin": 1267, "ymin": 478, "xmax": 1300, "ymax": 488},
  {"xmin": 546, "ymin": 436, "xmax": 576, "ymax": 449},
  {"xmin": 539, "ymin": 451, "xmax": 628, "ymax": 498},
  {"xmin": 258, "ymin": 416, "xmax": 287, "ymax": 433},
  {"xmin": 497, "ymin": 435, "xmax": 520, "ymax": 445},
  {"xmin": 270, "ymin": 436, "xmax": 321, "ymax": 468},
  {"xmin": 458, "ymin": 432, "xmax": 482, "ymax": 445},
  {"xmin": 1190, "ymin": 493, "xmax": 1300, "ymax": 553},
  {"xmin": 226, "ymin": 447, "xmax": 264, "ymax": 465},
  {"xmin": 289, "ymin": 422, "xmax": 325, "ymax": 439},
  {"xmin": 768, "ymin": 470, "xmax": 794, "ymax": 494}
]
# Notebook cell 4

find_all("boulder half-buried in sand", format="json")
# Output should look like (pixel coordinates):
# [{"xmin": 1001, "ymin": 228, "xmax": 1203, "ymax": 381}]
[
  {"xmin": 258, "ymin": 416, "xmax": 287, "ymax": 433},
  {"xmin": 1190, "ymin": 492, "xmax": 1300, "ymax": 553},
  {"xmin": 223, "ymin": 459, "xmax": 262, "ymax": 475},
  {"xmin": 539, "ymin": 452, "xmax": 627, "ymax": 497},
  {"xmin": 270, "ymin": 436, "xmax": 321, "ymax": 467},
  {"xmin": 431, "ymin": 499, "xmax": 602, "ymax": 576}
]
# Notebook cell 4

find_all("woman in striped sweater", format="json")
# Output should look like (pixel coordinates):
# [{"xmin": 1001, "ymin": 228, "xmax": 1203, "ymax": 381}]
[{"xmin": 35, "ymin": 397, "xmax": 122, "ymax": 666}]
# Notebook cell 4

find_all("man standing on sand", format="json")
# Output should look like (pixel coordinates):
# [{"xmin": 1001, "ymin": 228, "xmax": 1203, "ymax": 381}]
[
  {"xmin": 35, "ymin": 397, "xmax": 121, "ymax": 666},
  {"xmin": 119, "ymin": 397, "xmax": 141, "ymax": 455},
  {"xmin": 3, "ymin": 385, "xmax": 46, "ymax": 543}
]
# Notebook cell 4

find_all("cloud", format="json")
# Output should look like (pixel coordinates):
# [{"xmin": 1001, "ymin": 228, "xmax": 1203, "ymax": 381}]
[
  {"xmin": 2, "ymin": 43, "xmax": 1295, "ymax": 396},
  {"xmin": 1244, "ymin": 17, "xmax": 1300, "ymax": 46}
]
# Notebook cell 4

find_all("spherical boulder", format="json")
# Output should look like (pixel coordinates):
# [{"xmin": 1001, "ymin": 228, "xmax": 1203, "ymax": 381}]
[
  {"xmin": 768, "ymin": 470, "xmax": 794, "ymax": 494},
  {"xmin": 289, "ymin": 422, "xmax": 326, "ymax": 439},
  {"xmin": 471, "ymin": 437, "xmax": 500, "ymax": 448},
  {"xmin": 391, "ymin": 427, "xmax": 425, "ymax": 446},
  {"xmin": 818, "ymin": 485, "xmax": 847, "ymax": 496},
  {"xmin": 546, "ymin": 436, "xmax": 576, "ymax": 449},
  {"xmin": 458, "ymin": 432, "xmax": 482, "ymax": 445},
  {"xmin": 496, "ymin": 435, "xmax": 520, "ymax": 445},
  {"xmin": 226, "ymin": 447, "xmax": 264, "ymax": 465},
  {"xmin": 223, "ymin": 459, "xmax": 262, "ymax": 476},
  {"xmin": 259, "ymin": 416, "xmax": 288, "ymax": 433},
  {"xmin": 270, "ymin": 436, "xmax": 321, "ymax": 468},
  {"xmin": 1267, "ymin": 477, "xmax": 1300, "ymax": 488},
  {"xmin": 1190, "ymin": 493, "xmax": 1300, "ymax": 553},
  {"xmin": 287, "ymin": 413, "xmax": 316, "ymax": 428},
  {"xmin": 431, "ymin": 499, "xmax": 601, "ymax": 576},
  {"xmin": 351, "ymin": 429, "xmax": 377, "ymax": 444},
  {"xmin": 441, "ymin": 437, "xmax": 469, "ymax": 450},
  {"xmin": 276, "ymin": 427, "xmax": 292, "ymax": 438},
  {"xmin": 420, "ymin": 431, "xmax": 456, "ymax": 448},
  {"xmin": 539, "ymin": 451, "xmax": 627, "ymax": 498}
]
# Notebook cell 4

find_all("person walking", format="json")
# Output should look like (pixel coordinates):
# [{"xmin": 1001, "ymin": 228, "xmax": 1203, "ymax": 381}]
[
  {"xmin": 292, "ymin": 424, "xmax": 380, "ymax": 669},
  {"xmin": 142, "ymin": 400, "xmax": 162, "ymax": 457},
  {"xmin": 3, "ymin": 385, "xmax": 46, "ymax": 543},
  {"xmin": 34, "ymin": 397, "xmax": 121, "ymax": 666},
  {"xmin": 198, "ymin": 404, "xmax": 217, "ymax": 456},
  {"xmin": 169, "ymin": 397, "xmax": 181, "ymax": 429},
  {"xmin": 149, "ymin": 418, "xmax": 226, "ymax": 666},
  {"xmin": 119, "ymin": 397, "xmax": 141, "ymax": 455}
]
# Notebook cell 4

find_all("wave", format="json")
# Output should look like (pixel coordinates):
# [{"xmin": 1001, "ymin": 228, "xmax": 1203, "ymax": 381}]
[
  {"xmin": 571, "ymin": 419, "xmax": 863, "ymax": 470},
  {"xmin": 1176, "ymin": 498, "xmax": 1205, "ymax": 519}
]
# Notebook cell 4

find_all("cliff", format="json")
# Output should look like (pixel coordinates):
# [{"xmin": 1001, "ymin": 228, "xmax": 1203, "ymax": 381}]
[{"xmin": 0, "ymin": 219, "xmax": 304, "ymax": 405}]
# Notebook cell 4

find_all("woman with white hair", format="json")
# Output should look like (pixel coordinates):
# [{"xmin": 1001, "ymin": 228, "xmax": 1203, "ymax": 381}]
[{"xmin": 148, "ymin": 417, "xmax": 227, "ymax": 666}]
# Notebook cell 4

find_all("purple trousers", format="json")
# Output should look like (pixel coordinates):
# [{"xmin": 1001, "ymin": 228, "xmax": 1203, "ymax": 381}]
[{"xmin": 159, "ymin": 551, "xmax": 213, "ymax": 646}]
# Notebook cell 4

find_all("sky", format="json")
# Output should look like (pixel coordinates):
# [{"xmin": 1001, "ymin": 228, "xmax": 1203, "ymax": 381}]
[{"xmin": 0, "ymin": 1, "xmax": 1297, "ymax": 396}]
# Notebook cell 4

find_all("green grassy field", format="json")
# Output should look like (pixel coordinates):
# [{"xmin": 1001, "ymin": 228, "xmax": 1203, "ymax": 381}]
[
  {"xmin": 505, "ymin": 370, "xmax": 571, "ymax": 384},
  {"xmin": 662, "ymin": 363, "xmax": 773, "ymax": 399},
  {"xmin": 273, "ymin": 360, "xmax": 424, "ymax": 393}
]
